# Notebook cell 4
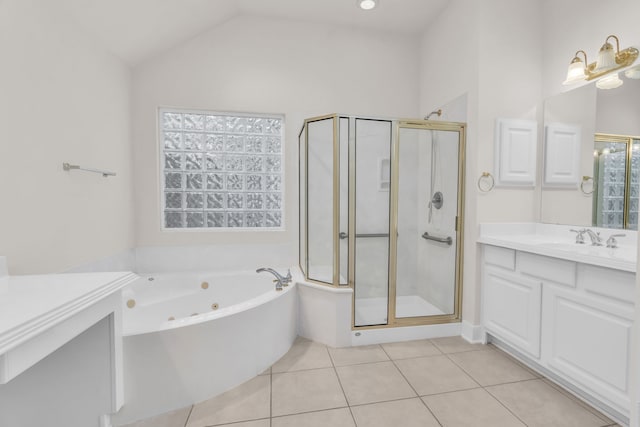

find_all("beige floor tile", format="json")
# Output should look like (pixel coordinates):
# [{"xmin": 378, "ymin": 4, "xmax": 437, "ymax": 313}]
[
  {"xmin": 272, "ymin": 367, "xmax": 347, "ymax": 416},
  {"xmin": 423, "ymin": 388, "xmax": 526, "ymax": 427},
  {"xmin": 487, "ymin": 379, "xmax": 608, "ymax": 427},
  {"xmin": 381, "ymin": 339, "xmax": 442, "ymax": 360},
  {"xmin": 431, "ymin": 336, "xmax": 485, "ymax": 354},
  {"xmin": 395, "ymin": 355, "xmax": 479, "ymax": 395},
  {"xmin": 336, "ymin": 361, "xmax": 416, "ymax": 405},
  {"xmin": 328, "ymin": 344, "xmax": 389, "ymax": 366},
  {"xmin": 121, "ymin": 406, "xmax": 191, "ymax": 427},
  {"xmin": 186, "ymin": 375, "xmax": 270, "ymax": 427},
  {"xmin": 272, "ymin": 408, "xmax": 355, "ymax": 427},
  {"xmin": 272, "ymin": 338, "xmax": 332, "ymax": 373},
  {"xmin": 541, "ymin": 378, "xmax": 615, "ymax": 424},
  {"xmin": 448, "ymin": 349, "xmax": 536, "ymax": 386},
  {"xmin": 215, "ymin": 421, "xmax": 270, "ymax": 427},
  {"xmin": 351, "ymin": 398, "xmax": 440, "ymax": 427}
]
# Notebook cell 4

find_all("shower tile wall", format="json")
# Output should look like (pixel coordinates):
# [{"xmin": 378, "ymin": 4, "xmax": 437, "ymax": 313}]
[{"xmin": 600, "ymin": 149, "xmax": 626, "ymax": 229}]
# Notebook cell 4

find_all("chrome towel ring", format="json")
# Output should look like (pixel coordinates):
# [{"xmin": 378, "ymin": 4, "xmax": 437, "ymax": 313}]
[
  {"xmin": 580, "ymin": 176, "xmax": 594, "ymax": 195},
  {"xmin": 478, "ymin": 172, "xmax": 495, "ymax": 193}
]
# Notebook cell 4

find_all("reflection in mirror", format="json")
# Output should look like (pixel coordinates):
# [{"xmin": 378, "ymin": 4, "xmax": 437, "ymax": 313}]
[
  {"xmin": 592, "ymin": 135, "xmax": 640, "ymax": 230},
  {"xmin": 541, "ymin": 76, "xmax": 640, "ymax": 229}
]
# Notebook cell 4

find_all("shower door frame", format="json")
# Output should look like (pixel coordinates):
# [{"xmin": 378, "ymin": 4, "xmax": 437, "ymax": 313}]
[
  {"xmin": 298, "ymin": 114, "xmax": 341, "ymax": 286},
  {"xmin": 298, "ymin": 115, "xmax": 466, "ymax": 329},
  {"xmin": 375, "ymin": 120, "xmax": 466, "ymax": 330}
]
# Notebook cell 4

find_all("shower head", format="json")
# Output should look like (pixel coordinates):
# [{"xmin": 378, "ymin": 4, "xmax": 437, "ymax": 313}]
[{"xmin": 424, "ymin": 109, "xmax": 442, "ymax": 120}]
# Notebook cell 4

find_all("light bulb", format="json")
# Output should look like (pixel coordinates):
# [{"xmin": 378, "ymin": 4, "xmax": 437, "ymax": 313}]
[
  {"xmin": 596, "ymin": 73, "xmax": 623, "ymax": 90},
  {"xmin": 594, "ymin": 41, "xmax": 617, "ymax": 73}
]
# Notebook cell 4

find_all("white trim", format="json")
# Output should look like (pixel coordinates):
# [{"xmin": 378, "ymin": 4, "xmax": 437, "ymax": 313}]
[
  {"xmin": 99, "ymin": 414, "xmax": 112, "ymax": 427},
  {"xmin": 461, "ymin": 320, "xmax": 486, "ymax": 344}
]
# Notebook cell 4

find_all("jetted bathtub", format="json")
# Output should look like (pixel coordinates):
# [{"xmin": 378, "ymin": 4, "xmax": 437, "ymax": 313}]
[{"xmin": 112, "ymin": 269, "xmax": 297, "ymax": 425}]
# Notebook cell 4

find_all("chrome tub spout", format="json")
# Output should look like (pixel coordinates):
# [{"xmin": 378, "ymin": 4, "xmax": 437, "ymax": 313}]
[{"xmin": 256, "ymin": 268, "xmax": 291, "ymax": 291}]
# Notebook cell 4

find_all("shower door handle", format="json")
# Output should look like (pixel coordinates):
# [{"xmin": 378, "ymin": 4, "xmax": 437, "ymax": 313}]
[
  {"xmin": 421, "ymin": 232, "xmax": 453, "ymax": 246},
  {"xmin": 339, "ymin": 232, "xmax": 389, "ymax": 239}
]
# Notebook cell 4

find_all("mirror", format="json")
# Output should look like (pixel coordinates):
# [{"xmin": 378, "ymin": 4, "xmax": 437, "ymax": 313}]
[{"xmin": 541, "ymin": 76, "xmax": 640, "ymax": 229}]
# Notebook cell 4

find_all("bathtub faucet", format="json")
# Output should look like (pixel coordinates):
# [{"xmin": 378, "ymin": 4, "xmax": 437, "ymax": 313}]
[{"xmin": 256, "ymin": 268, "xmax": 292, "ymax": 291}]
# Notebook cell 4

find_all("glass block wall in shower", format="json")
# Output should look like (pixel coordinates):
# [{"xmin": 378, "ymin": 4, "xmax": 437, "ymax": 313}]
[
  {"xmin": 596, "ymin": 145, "xmax": 626, "ymax": 229},
  {"xmin": 160, "ymin": 109, "xmax": 284, "ymax": 229}
]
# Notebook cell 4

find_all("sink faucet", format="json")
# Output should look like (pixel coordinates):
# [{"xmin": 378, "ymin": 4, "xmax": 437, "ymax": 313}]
[
  {"xmin": 570, "ymin": 229, "xmax": 586, "ymax": 244},
  {"xmin": 606, "ymin": 234, "xmax": 626, "ymax": 248},
  {"xmin": 583, "ymin": 229, "xmax": 604, "ymax": 246},
  {"xmin": 256, "ymin": 268, "xmax": 292, "ymax": 291}
]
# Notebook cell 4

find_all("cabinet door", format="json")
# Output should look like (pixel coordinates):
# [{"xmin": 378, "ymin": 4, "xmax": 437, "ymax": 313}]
[
  {"xmin": 483, "ymin": 267, "xmax": 541, "ymax": 358},
  {"xmin": 494, "ymin": 118, "xmax": 537, "ymax": 186},
  {"xmin": 542, "ymin": 285, "xmax": 633, "ymax": 415}
]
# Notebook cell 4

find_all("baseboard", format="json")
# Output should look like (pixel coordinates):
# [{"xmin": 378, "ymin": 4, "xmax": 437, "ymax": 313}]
[
  {"xmin": 99, "ymin": 414, "xmax": 112, "ymax": 427},
  {"xmin": 461, "ymin": 321, "xmax": 485, "ymax": 344}
]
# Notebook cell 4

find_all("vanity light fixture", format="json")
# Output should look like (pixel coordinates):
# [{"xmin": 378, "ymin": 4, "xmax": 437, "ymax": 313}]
[
  {"xmin": 562, "ymin": 35, "xmax": 638, "ymax": 87},
  {"xmin": 596, "ymin": 72, "xmax": 623, "ymax": 90},
  {"xmin": 357, "ymin": 0, "xmax": 378, "ymax": 10},
  {"xmin": 563, "ymin": 50, "xmax": 588, "ymax": 85},
  {"xmin": 625, "ymin": 64, "xmax": 640, "ymax": 79}
]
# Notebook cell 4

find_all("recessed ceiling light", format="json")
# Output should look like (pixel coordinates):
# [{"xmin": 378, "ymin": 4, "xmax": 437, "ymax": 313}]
[{"xmin": 357, "ymin": 0, "xmax": 378, "ymax": 10}]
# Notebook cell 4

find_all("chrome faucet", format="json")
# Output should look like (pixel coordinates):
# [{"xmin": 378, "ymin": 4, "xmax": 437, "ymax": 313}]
[
  {"xmin": 256, "ymin": 268, "xmax": 292, "ymax": 291},
  {"xmin": 583, "ymin": 229, "xmax": 604, "ymax": 246},
  {"xmin": 570, "ymin": 229, "xmax": 586, "ymax": 244},
  {"xmin": 606, "ymin": 234, "xmax": 626, "ymax": 248}
]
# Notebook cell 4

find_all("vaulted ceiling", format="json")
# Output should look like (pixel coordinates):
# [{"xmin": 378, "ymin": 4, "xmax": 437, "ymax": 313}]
[{"xmin": 56, "ymin": 0, "xmax": 450, "ymax": 65}]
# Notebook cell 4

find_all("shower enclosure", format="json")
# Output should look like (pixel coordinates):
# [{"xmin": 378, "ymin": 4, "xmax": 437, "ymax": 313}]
[{"xmin": 299, "ymin": 114, "xmax": 466, "ymax": 329}]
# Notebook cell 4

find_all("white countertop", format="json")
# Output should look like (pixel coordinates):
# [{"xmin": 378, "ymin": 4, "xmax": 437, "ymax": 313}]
[
  {"xmin": 478, "ymin": 223, "xmax": 637, "ymax": 273},
  {"xmin": 0, "ymin": 271, "xmax": 138, "ymax": 355}
]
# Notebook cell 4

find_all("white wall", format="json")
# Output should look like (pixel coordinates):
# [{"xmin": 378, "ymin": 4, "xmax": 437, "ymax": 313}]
[
  {"xmin": 0, "ymin": 0, "xmax": 133, "ymax": 275},
  {"xmin": 541, "ymin": 0, "xmax": 640, "ymax": 99},
  {"xmin": 131, "ymin": 14, "xmax": 420, "ymax": 269},
  {"xmin": 419, "ymin": 0, "xmax": 542, "ymax": 328}
]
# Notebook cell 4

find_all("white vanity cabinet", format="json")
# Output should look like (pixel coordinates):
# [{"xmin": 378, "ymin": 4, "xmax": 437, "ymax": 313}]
[
  {"xmin": 541, "ymin": 263, "xmax": 634, "ymax": 417},
  {"xmin": 482, "ymin": 246, "xmax": 542, "ymax": 358},
  {"xmin": 481, "ymin": 244, "xmax": 635, "ymax": 422}
]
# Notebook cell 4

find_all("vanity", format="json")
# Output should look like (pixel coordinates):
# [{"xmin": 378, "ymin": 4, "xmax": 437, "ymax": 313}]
[
  {"xmin": 479, "ymin": 223, "xmax": 636, "ymax": 424},
  {"xmin": 0, "ymin": 256, "xmax": 138, "ymax": 427}
]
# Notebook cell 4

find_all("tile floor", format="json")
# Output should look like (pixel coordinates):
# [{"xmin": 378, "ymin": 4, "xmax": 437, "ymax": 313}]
[{"xmin": 122, "ymin": 336, "xmax": 620, "ymax": 427}]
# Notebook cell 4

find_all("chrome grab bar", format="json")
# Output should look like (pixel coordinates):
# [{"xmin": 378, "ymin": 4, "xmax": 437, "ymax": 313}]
[
  {"xmin": 421, "ymin": 232, "xmax": 453, "ymax": 246},
  {"xmin": 339, "ymin": 232, "xmax": 389, "ymax": 239}
]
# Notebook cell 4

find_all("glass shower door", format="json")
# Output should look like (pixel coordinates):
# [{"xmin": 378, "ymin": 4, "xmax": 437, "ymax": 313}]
[
  {"xmin": 390, "ymin": 122, "xmax": 464, "ymax": 323},
  {"xmin": 352, "ymin": 118, "xmax": 392, "ymax": 327}
]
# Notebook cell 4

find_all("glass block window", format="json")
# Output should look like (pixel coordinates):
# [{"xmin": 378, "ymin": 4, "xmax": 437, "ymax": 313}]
[{"xmin": 160, "ymin": 109, "xmax": 284, "ymax": 229}]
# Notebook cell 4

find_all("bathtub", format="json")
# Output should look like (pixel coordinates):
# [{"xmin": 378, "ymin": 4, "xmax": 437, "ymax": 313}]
[{"xmin": 111, "ymin": 269, "xmax": 298, "ymax": 426}]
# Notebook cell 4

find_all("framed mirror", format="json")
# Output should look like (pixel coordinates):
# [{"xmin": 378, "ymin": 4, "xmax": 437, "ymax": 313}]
[{"xmin": 541, "ymin": 76, "xmax": 640, "ymax": 229}]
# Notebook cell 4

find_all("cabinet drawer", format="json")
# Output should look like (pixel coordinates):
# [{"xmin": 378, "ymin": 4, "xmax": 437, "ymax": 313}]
[
  {"xmin": 484, "ymin": 245, "xmax": 515, "ymax": 270},
  {"xmin": 518, "ymin": 252, "xmax": 576, "ymax": 287},
  {"xmin": 579, "ymin": 264, "xmax": 635, "ymax": 307}
]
